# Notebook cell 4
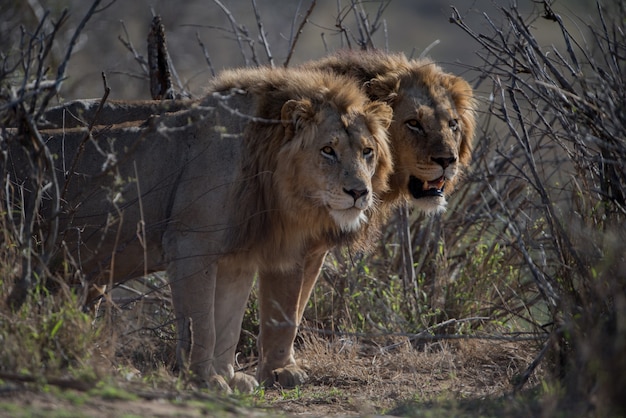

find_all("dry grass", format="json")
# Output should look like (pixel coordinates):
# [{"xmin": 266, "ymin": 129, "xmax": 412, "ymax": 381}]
[{"xmin": 257, "ymin": 332, "xmax": 544, "ymax": 416}]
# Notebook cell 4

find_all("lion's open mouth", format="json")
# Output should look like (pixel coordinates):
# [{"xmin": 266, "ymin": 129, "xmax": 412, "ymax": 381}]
[{"xmin": 408, "ymin": 175, "xmax": 445, "ymax": 199}]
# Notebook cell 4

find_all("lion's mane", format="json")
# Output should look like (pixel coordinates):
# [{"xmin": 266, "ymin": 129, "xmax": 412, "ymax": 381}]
[{"xmin": 208, "ymin": 67, "xmax": 393, "ymax": 263}]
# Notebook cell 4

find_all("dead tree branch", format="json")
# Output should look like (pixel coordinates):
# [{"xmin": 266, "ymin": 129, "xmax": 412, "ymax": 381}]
[{"xmin": 284, "ymin": 0, "xmax": 317, "ymax": 67}]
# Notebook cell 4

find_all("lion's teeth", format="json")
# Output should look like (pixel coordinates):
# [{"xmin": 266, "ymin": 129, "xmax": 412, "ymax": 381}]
[{"xmin": 424, "ymin": 177, "xmax": 445, "ymax": 191}]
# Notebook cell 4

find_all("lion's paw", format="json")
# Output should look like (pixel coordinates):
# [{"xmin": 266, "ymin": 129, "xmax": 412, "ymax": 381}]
[
  {"xmin": 206, "ymin": 374, "xmax": 233, "ymax": 394},
  {"xmin": 229, "ymin": 372, "xmax": 259, "ymax": 394},
  {"xmin": 271, "ymin": 364, "xmax": 308, "ymax": 388}
]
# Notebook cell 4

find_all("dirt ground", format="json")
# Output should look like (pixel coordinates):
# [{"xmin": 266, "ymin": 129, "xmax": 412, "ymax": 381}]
[
  {"xmin": 0, "ymin": 286, "xmax": 545, "ymax": 417},
  {"xmin": 0, "ymin": 335, "xmax": 543, "ymax": 417}
]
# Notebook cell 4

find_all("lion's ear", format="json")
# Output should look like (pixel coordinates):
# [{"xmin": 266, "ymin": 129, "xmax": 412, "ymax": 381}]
[
  {"xmin": 365, "ymin": 75, "xmax": 399, "ymax": 103},
  {"xmin": 364, "ymin": 101, "xmax": 393, "ymax": 130},
  {"xmin": 281, "ymin": 99, "xmax": 314, "ymax": 131}
]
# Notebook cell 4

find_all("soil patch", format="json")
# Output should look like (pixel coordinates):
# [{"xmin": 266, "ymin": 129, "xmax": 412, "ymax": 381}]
[{"xmin": 0, "ymin": 336, "xmax": 542, "ymax": 417}]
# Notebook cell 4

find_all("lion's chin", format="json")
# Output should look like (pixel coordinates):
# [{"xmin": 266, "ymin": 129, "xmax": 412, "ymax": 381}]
[
  {"xmin": 408, "ymin": 175, "xmax": 448, "ymax": 214},
  {"xmin": 330, "ymin": 209, "xmax": 368, "ymax": 232}
]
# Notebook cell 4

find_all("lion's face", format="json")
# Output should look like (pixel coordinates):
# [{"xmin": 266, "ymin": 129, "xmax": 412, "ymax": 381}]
[
  {"xmin": 276, "ymin": 99, "xmax": 392, "ymax": 232},
  {"xmin": 368, "ymin": 64, "xmax": 476, "ymax": 214},
  {"xmin": 390, "ymin": 84, "xmax": 464, "ymax": 214}
]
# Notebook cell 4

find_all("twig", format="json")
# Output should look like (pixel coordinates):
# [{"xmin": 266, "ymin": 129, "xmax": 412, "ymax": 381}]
[
  {"xmin": 350, "ymin": 0, "xmax": 368, "ymax": 48},
  {"xmin": 60, "ymin": 72, "xmax": 111, "ymax": 202},
  {"xmin": 19, "ymin": 9, "xmax": 52, "ymax": 107},
  {"xmin": 397, "ymin": 205, "xmax": 417, "ymax": 314},
  {"xmin": 195, "ymin": 32, "xmax": 216, "ymax": 77},
  {"xmin": 213, "ymin": 0, "xmax": 250, "ymax": 66},
  {"xmin": 513, "ymin": 332, "xmax": 552, "ymax": 393},
  {"xmin": 334, "ymin": 0, "xmax": 352, "ymax": 49},
  {"xmin": 7, "ymin": 109, "xmax": 57, "ymax": 310},
  {"xmin": 118, "ymin": 18, "xmax": 160, "ymax": 82},
  {"xmin": 283, "ymin": 0, "xmax": 317, "ymax": 67},
  {"xmin": 299, "ymin": 325, "xmax": 547, "ymax": 343},
  {"xmin": 508, "ymin": 72, "xmax": 591, "ymax": 284},
  {"xmin": 133, "ymin": 160, "xmax": 148, "ymax": 278},
  {"xmin": 501, "ymin": 6, "xmax": 573, "ymax": 92},
  {"xmin": 36, "ymin": 0, "xmax": 106, "ymax": 119},
  {"xmin": 419, "ymin": 39, "xmax": 440, "ymax": 59},
  {"xmin": 210, "ymin": 91, "xmax": 282, "ymax": 124},
  {"xmin": 251, "ymin": 0, "xmax": 274, "ymax": 67},
  {"xmin": 286, "ymin": 0, "xmax": 304, "ymax": 60},
  {"xmin": 29, "ymin": 10, "xmax": 67, "ymax": 113},
  {"xmin": 350, "ymin": 0, "xmax": 390, "ymax": 49}
]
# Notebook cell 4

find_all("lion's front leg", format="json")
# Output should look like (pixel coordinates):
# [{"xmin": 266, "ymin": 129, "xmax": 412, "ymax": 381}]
[
  {"xmin": 212, "ymin": 261, "xmax": 258, "ymax": 393},
  {"xmin": 168, "ymin": 257, "xmax": 219, "ymax": 386},
  {"xmin": 257, "ymin": 249, "xmax": 327, "ymax": 388}
]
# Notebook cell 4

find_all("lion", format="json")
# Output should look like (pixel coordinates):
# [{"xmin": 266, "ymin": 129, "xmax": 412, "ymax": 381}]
[
  {"xmin": 19, "ymin": 50, "xmax": 477, "ymax": 391},
  {"xmin": 251, "ymin": 50, "xmax": 478, "ymax": 388},
  {"xmin": 305, "ymin": 50, "xmax": 477, "ymax": 212},
  {"xmin": 7, "ymin": 66, "xmax": 393, "ymax": 392}
]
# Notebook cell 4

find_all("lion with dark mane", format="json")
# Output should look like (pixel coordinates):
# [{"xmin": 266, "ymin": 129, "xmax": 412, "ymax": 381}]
[{"xmin": 7, "ymin": 67, "xmax": 393, "ymax": 392}]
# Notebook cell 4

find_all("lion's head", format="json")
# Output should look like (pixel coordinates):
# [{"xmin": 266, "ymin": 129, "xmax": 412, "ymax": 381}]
[
  {"xmin": 208, "ymin": 67, "xmax": 394, "ymax": 258},
  {"xmin": 277, "ymin": 97, "xmax": 391, "ymax": 232},
  {"xmin": 305, "ymin": 51, "xmax": 477, "ymax": 214}
]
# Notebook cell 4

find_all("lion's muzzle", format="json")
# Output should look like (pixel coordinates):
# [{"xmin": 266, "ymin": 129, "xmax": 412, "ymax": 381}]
[{"xmin": 344, "ymin": 187, "xmax": 370, "ymax": 210}]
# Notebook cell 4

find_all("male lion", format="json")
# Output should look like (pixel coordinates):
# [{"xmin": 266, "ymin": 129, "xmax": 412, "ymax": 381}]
[
  {"xmin": 305, "ymin": 50, "xmax": 477, "ymax": 212},
  {"xmin": 6, "ymin": 67, "xmax": 393, "ymax": 392},
  {"xmin": 251, "ymin": 50, "xmax": 478, "ymax": 387}
]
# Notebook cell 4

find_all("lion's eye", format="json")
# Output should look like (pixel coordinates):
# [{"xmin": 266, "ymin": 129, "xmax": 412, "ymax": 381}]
[
  {"xmin": 363, "ymin": 147, "xmax": 374, "ymax": 159},
  {"xmin": 321, "ymin": 146, "xmax": 336, "ymax": 158},
  {"xmin": 449, "ymin": 119, "xmax": 459, "ymax": 132},
  {"xmin": 406, "ymin": 119, "xmax": 425, "ymax": 135}
]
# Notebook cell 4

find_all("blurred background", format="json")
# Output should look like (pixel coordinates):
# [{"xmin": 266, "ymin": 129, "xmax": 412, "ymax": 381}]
[{"xmin": 2, "ymin": 0, "xmax": 596, "ymax": 99}]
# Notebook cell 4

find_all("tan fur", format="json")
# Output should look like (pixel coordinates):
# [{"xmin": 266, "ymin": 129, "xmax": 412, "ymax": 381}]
[
  {"xmin": 254, "ymin": 50, "xmax": 478, "ymax": 387},
  {"xmin": 207, "ymin": 68, "xmax": 393, "ymax": 262},
  {"xmin": 9, "ymin": 67, "xmax": 393, "ymax": 392},
  {"xmin": 305, "ymin": 50, "xmax": 477, "ymax": 213}
]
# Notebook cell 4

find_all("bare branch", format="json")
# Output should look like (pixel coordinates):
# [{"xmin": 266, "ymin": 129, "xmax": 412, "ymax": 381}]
[
  {"xmin": 118, "ymin": 20, "xmax": 149, "ymax": 75},
  {"xmin": 36, "ymin": 0, "xmax": 106, "ymax": 119},
  {"xmin": 251, "ymin": 0, "xmax": 274, "ymax": 67},
  {"xmin": 284, "ymin": 0, "xmax": 317, "ymax": 67},
  {"xmin": 61, "ymin": 72, "xmax": 111, "ymax": 203},
  {"xmin": 212, "ymin": 0, "xmax": 250, "ymax": 66},
  {"xmin": 195, "ymin": 32, "xmax": 216, "ymax": 77}
]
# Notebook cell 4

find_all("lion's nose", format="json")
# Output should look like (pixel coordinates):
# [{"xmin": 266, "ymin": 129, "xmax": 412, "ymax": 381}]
[
  {"xmin": 344, "ymin": 187, "xmax": 369, "ymax": 201},
  {"xmin": 432, "ymin": 156, "xmax": 456, "ymax": 169}
]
